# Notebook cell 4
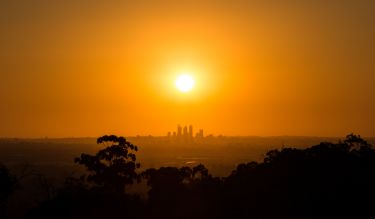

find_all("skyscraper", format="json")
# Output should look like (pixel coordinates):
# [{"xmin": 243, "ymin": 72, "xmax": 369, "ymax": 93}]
[
  {"xmin": 189, "ymin": 125, "xmax": 193, "ymax": 138},
  {"xmin": 177, "ymin": 125, "xmax": 182, "ymax": 137}
]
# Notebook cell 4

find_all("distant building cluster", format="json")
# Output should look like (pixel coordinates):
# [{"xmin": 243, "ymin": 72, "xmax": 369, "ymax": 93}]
[{"xmin": 167, "ymin": 125, "xmax": 204, "ymax": 140}]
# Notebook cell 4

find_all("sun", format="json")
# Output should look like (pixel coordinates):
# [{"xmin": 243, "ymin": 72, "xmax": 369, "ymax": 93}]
[{"xmin": 175, "ymin": 74, "xmax": 195, "ymax": 92}]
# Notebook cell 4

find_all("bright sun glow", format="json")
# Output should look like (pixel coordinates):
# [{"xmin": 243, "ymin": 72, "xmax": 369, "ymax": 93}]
[{"xmin": 175, "ymin": 74, "xmax": 195, "ymax": 92}]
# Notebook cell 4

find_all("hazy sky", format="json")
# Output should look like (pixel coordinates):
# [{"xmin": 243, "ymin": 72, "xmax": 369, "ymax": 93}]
[{"xmin": 0, "ymin": 0, "xmax": 374, "ymax": 137}]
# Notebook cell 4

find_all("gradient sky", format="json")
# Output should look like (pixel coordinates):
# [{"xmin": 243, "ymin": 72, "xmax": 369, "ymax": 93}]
[{"xmin": 0, "ymin": 0, "xmax": 374, "ymax": 137}]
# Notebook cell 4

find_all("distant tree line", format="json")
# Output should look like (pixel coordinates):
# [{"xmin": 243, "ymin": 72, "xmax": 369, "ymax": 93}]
[{"xmin": 1, "ymin": 134, "xmax": 375, "ymax": 218}]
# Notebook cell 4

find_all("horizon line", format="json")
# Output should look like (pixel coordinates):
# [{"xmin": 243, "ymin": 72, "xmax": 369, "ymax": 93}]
[{"xmin": 0, "ymin": 134, "xmax": 374, "ymax": 140}]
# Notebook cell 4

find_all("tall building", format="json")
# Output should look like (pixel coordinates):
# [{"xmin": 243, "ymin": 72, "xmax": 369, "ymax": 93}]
[
  {"xmin": 183, "ymin": 126, "xmax": 188, "ymax": 137},
  {"xmin": 189, "ymin": 125, "xmax": 193, "ymax": 138},
  {"xmin": 196, "ymin": 129, "xmax": 204, "ymax": 138},
  {"xmin": 177, "ymin": 125, "xmax": 182, "ymax": 137}
]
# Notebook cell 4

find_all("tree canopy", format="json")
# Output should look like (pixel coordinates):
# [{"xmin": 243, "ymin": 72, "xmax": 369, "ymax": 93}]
[{"xmin": 74, "ymin": 135, "xmax": 140, "ymax": 193}]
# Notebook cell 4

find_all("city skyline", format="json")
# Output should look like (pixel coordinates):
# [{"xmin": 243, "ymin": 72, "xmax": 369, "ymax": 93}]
[{"xmin": 167, "ymin": 125, "xmax": 204, "ymax": 140}]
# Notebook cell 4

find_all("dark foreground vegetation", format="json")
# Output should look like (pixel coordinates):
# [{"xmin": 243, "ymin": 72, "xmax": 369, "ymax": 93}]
[{"xmin": 1, "ymin": 134, "xmax": 375, "ymax": 218}]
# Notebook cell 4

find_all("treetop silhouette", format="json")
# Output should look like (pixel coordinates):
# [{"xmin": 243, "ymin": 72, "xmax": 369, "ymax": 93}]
[{"xmin": 74, "ymin": 135, "xmax": 140, "ymax": 193}]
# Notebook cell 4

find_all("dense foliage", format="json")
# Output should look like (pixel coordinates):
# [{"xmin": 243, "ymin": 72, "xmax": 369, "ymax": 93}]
[
  {"xmin": 0, "ymin": 163, "xmax": 16, "ymax": 218},
  {"xmin": 74, "ymin": 135, "xmax": 140, "ymax": 193}
]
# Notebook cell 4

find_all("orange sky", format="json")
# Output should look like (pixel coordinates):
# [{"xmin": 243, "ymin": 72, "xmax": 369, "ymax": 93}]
[{"xmin": 0, "ymin": 1, "xmax": 374, "ymax": 137}]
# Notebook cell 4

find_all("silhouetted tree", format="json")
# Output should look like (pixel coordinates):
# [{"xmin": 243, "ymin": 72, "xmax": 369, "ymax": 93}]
[
  {"xmin": 74, "ymin": 135, "xmax": 140, "ymax": 193},
  {"xmin": 223, "ymin": 134, "xmax": 375, "ymax": 218},
  {"xmin": 0, "ymin": 163, "xmax": 16, "ymax": 217},
  {"xmin": 142, "ymin": 164, "xmax": 222, "ymax": 219},
  {"xmin": 26, "ymin": 135, "xmax": 144, "ymax": 219}
]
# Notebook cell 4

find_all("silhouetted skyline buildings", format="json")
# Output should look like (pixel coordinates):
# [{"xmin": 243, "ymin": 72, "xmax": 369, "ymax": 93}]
[{"xmin": 167, "ymin": 125, "xmax": 204, "ymax": 141}]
